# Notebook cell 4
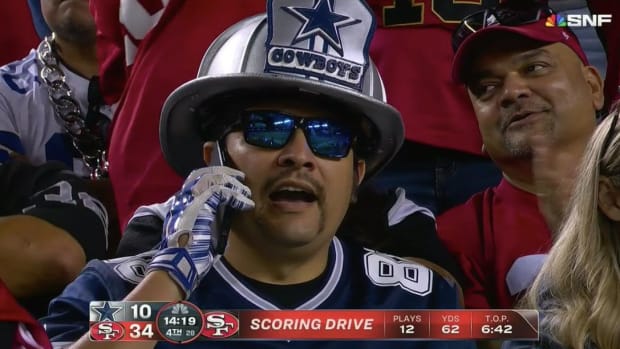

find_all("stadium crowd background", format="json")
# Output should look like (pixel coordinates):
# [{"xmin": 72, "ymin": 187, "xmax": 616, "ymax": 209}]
[{"xmin": 0, "ymin": 0, "xmax": 618, "ymax": 349}]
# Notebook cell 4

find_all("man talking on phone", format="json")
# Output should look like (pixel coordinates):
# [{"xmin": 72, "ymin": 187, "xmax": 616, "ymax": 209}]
[{"xmin": 41, "ymin": 1, "xmax": 472, "ymax": 348}]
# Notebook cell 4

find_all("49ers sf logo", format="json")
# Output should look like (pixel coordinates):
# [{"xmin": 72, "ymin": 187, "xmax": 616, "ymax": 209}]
[
  {"xmin": 202, "ymin": 311, "xmax": 239, "ymax": 338},
  {"xmin": 90, "ymin": 321, "xmax": 124, "ymax": 341}
]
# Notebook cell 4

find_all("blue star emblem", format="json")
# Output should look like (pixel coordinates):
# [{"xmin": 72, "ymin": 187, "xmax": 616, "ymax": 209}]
[
  {"xmin": 92, "ymin": 301, "xmax": 122, "ymax": 321},
  {"xmin": 283, "ymin": 0, "xmax": 361, "ymax": 56}
]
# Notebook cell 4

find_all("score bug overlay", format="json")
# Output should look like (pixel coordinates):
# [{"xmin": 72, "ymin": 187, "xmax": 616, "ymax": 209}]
[
  {"xmin": 89, "ymin": 301, "xmax": 156, "ymax": 342},
  {"xmin": 89, "ymin": 302, "xmax": 539, "ymax": 343}
]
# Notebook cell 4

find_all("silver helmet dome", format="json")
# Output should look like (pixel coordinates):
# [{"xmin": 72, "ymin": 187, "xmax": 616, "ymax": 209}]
[{"xmin": 160, "ymin": 2, "xmax": 403, "ymax": 179}]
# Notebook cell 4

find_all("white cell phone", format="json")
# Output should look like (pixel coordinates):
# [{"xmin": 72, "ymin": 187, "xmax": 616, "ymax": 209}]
[{"xmin": 208, "ymin": 142, "xmax": 226, "ymax": 167}]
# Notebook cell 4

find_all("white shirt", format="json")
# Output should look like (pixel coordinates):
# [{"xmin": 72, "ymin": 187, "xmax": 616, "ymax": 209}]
[{"xmin": 0, "ymin": 48, "xmax": 113, "ymax": 177}]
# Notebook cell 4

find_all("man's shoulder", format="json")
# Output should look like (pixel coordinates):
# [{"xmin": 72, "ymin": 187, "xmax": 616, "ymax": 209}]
[
  {"xmin": 436, "ymin": 184, "xmax": 499, "ymax": 236},
  {"xmin": 0, "ymin": 50, "xmax": 38, "ymax": 74},
  {"xmin": 441, "ymin": 185, "xmax": 496, "ymax": 216},
  {"xmin": 0, "ymin": 50, "xmax": 42, "ymax": 96},
  {"xmin": 0, "ymin": 161, "xmax": 72, "ymax": 212},
  {"xmin": 61, "ymin": 251, "xmax": 157, "ymax": 299},
  {"xmin": 436, "ymin": 201, "xmax": 482, "ymax": 243},
  {"xmin": 346, "ymin": 244, "xmax": 464, "ymax": 308},
  {"xmin": 115, "ymin": 198, "xmax": 172, "ymax": 256},
  {"xmin": 98, "ymin": 250, "xmax": 157, "ymax": 285}
]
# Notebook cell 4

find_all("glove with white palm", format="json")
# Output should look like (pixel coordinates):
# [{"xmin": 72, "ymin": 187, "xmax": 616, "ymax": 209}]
[{"xmin": 147, "ymin": 166, "xmax": 254, "ymax": 299}]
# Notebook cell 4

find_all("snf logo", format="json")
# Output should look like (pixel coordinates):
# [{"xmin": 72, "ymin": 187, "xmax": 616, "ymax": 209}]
[
  {"xmin": 545, "ymin": 13, "xmax": 612, "ymax": 27},
  {"xmin": 202, "ymin": 311, "xmax": 239, "ymax": 339}
]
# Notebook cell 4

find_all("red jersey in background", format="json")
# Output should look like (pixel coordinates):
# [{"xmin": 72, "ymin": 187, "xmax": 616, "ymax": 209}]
[
  {"xmin": 91, "ymin": 0, "xmax": 266, "ymax": 229},
  {"xmin": 436, "ymin": 180, "xmax": 552, "ymax": 309},
  {"xmin": 0, "ymin": 2, "xmax": 39, "ymax": 65}
]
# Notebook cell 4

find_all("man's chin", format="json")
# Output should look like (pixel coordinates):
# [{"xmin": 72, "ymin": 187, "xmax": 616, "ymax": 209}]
[
  {"xmin": 57, "ymin": 18, "xmax": 96, "ymax": 43},
  {"xmin": 258, "ymin": 224, "xmax": 322, "ymax": 248},
  {"xmin": 264, "ymin": 224, "xmax": 322, "ymax": 246},
  {"xmin": 504, "ymin": 139, "xmax": 533, "ymax": 158}
]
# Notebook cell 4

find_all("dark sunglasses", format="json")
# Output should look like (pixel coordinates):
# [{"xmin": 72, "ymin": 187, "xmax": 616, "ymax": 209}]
[
  {"xmin": 240, "ymin": 111, "xmax": 354, "ymax": 159},
  {"xmin": 452, "ymin": 4, "xmax": 554, "ymax": 53}
]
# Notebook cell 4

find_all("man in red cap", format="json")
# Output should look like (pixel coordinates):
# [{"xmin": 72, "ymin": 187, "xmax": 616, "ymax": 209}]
[{"xmin": 437, "ymin": 2, "xmax": 605, "ymax": 309}]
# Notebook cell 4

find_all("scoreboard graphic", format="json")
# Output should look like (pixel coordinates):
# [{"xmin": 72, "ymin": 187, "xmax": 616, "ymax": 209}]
[{"xmin": 89, "ymin": 301, "xmax": 539, "ymax": 343}]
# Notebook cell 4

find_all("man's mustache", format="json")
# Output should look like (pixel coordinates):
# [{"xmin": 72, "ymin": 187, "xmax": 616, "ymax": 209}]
[{"xmin": 263, "ymin": 170, "xmax": 324, "ymax": 204}]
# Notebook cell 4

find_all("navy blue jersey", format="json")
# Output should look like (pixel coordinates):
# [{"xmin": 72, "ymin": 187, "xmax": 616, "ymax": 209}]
[
  {"xmin": 43, "ymin": 237, "xmax": 474, "ymax": 348},
  {"xmin": 115, "ymin": 187, "xmax": 466, "ymax": 286}
]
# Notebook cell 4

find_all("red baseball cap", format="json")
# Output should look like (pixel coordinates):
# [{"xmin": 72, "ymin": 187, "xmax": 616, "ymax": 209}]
[{"xmin": 451, "ymin": 18, "xmax": 588, "ymax": 83}]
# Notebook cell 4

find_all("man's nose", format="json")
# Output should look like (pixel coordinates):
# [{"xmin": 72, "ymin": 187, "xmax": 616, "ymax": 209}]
[
  {"xmin": 500, "ymin": 72, "xmax": 532, "ymax": 109},
  {"xmin": 276, "ymin": 129, "xmax": 316, "ymax": 170}
]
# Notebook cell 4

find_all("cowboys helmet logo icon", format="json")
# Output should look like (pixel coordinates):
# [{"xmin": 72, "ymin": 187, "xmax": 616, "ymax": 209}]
[{"xmin": 265, "ymin": 0, "xmax": 376, "ymax": 91}]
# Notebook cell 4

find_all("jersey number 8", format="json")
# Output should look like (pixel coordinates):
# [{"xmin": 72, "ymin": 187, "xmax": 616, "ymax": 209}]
[{"xmin": 364, "ymin": 251, "xmax": 433, "ymax": 296}]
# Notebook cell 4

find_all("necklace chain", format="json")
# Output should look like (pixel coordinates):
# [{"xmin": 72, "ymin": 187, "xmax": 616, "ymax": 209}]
[{"xmin": 36, "ymin": 34, "xmax": 109, "ymax": 179}]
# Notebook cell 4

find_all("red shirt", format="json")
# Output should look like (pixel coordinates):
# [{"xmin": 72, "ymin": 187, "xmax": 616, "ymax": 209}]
[
  {"xmin": 0, "ymin": 280, "xmax": 51, "ymax": 349},
  {"xmin": 436, "ymin": 179, "xmax": 552, "ymax": 308},
  {"xmin": 367, "ymin": 0, "xmax": 500, "ymax": 155},
  {"xmin": 91, "ymin": 0, "xmax": 266, "ymax": 229}
]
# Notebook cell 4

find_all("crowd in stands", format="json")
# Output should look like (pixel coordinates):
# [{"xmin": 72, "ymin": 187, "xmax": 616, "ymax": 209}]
[{"xmin": 0, "ymin": 0, "xmax": 618, "ymax": 348}]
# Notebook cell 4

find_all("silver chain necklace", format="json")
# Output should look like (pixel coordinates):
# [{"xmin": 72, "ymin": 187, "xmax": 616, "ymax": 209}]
[{"xmin": 36, "ymin": 34, "xmax": 109, "ymax": 180}]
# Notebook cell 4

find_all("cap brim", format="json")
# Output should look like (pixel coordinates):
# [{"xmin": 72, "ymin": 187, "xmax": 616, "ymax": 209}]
[
  {"xmin": 452, "ymin": 24, "xmax": 559, "ymax": 83},
  {"xmin": 160, "ymin": 73, "xmax": 404, "ymax": 180}
]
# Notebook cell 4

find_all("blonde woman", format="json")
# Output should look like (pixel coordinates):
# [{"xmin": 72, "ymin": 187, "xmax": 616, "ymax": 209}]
[{"xmin": 506, "ymin": 105, "xmax": 620, "ymax": 349}]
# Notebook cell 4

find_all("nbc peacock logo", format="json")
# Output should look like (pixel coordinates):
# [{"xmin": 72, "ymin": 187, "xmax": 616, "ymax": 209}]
[{"xmin": 545, "ymin": 14, "xmax": 567, "ymax": 27}]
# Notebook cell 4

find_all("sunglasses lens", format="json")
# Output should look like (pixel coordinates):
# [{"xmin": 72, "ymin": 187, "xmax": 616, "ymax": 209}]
[
  {"xmin": 305, "ymin": 119, "xmax": 352, "ymax": 158},
  {"xmin": 243, "ymin": 112, "xmax": 353, "ymax": 159},
  {"xmin": 244, "ymin": 112, "xmax": 294, "ymax": 149}
]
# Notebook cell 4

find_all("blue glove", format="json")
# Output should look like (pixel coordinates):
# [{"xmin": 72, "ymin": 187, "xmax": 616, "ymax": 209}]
[{"xmin": 147, "ymin": 166, "xmax": 254, "ymax": 298}]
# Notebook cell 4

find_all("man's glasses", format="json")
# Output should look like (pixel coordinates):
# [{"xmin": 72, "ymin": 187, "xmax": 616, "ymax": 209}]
[
  {"xmin": 452, "ymin": 4, "xmax": 554, "ymax": 52},
  {"xmin": 240, "ymin": 111, "xmax": 354, "ymax": 159}
]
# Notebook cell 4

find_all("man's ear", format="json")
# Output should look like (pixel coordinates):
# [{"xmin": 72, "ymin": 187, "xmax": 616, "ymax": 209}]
[
  {"xmin": 583, "ymin": 65, "xmax": 605, "ymax": 111},
  {"xmin": 203, "ymin": 141, "xmax": 216, "ymax": 165},
  {"xmin": 355, "ymin": 160, "xmax": 366, "ymax": 186},
  {"xmin": 598, "ymin": 177, "xmax": 620, "ymax": 222},
  {"xmin": 350, "ymin": 160, "xmax": 366, "ymax": 203}
]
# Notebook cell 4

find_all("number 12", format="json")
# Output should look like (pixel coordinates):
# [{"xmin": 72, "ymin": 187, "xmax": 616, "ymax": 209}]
[{"xmin": 400, "ymin": 324, "xmax": 416, "ymax": 334}]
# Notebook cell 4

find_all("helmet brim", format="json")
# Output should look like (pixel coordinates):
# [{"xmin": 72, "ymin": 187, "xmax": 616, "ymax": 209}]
[{"xmin": 160, "ymin": 73, "xmax": 404, "ymax": 180}]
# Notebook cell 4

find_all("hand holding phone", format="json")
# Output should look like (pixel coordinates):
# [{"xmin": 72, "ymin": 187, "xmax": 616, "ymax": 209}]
[{"xmin": 151, "ymin": 164, "xmax": 254, "ymax": 298}]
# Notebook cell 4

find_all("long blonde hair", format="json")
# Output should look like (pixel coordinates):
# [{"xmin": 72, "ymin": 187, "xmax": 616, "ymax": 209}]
[{"xmin": 526, "ymin": 106, "xmax": 620, "ymax": 349}]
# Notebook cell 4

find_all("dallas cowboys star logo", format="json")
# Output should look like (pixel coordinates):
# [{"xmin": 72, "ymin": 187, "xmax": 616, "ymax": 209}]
[
  {"xmin": 283, "ymin": 0, "xmax": 361, "ymax": 56},
  {"xmin": 92, "ymin": 301, "xmax": 123, "ymax": 321}
]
